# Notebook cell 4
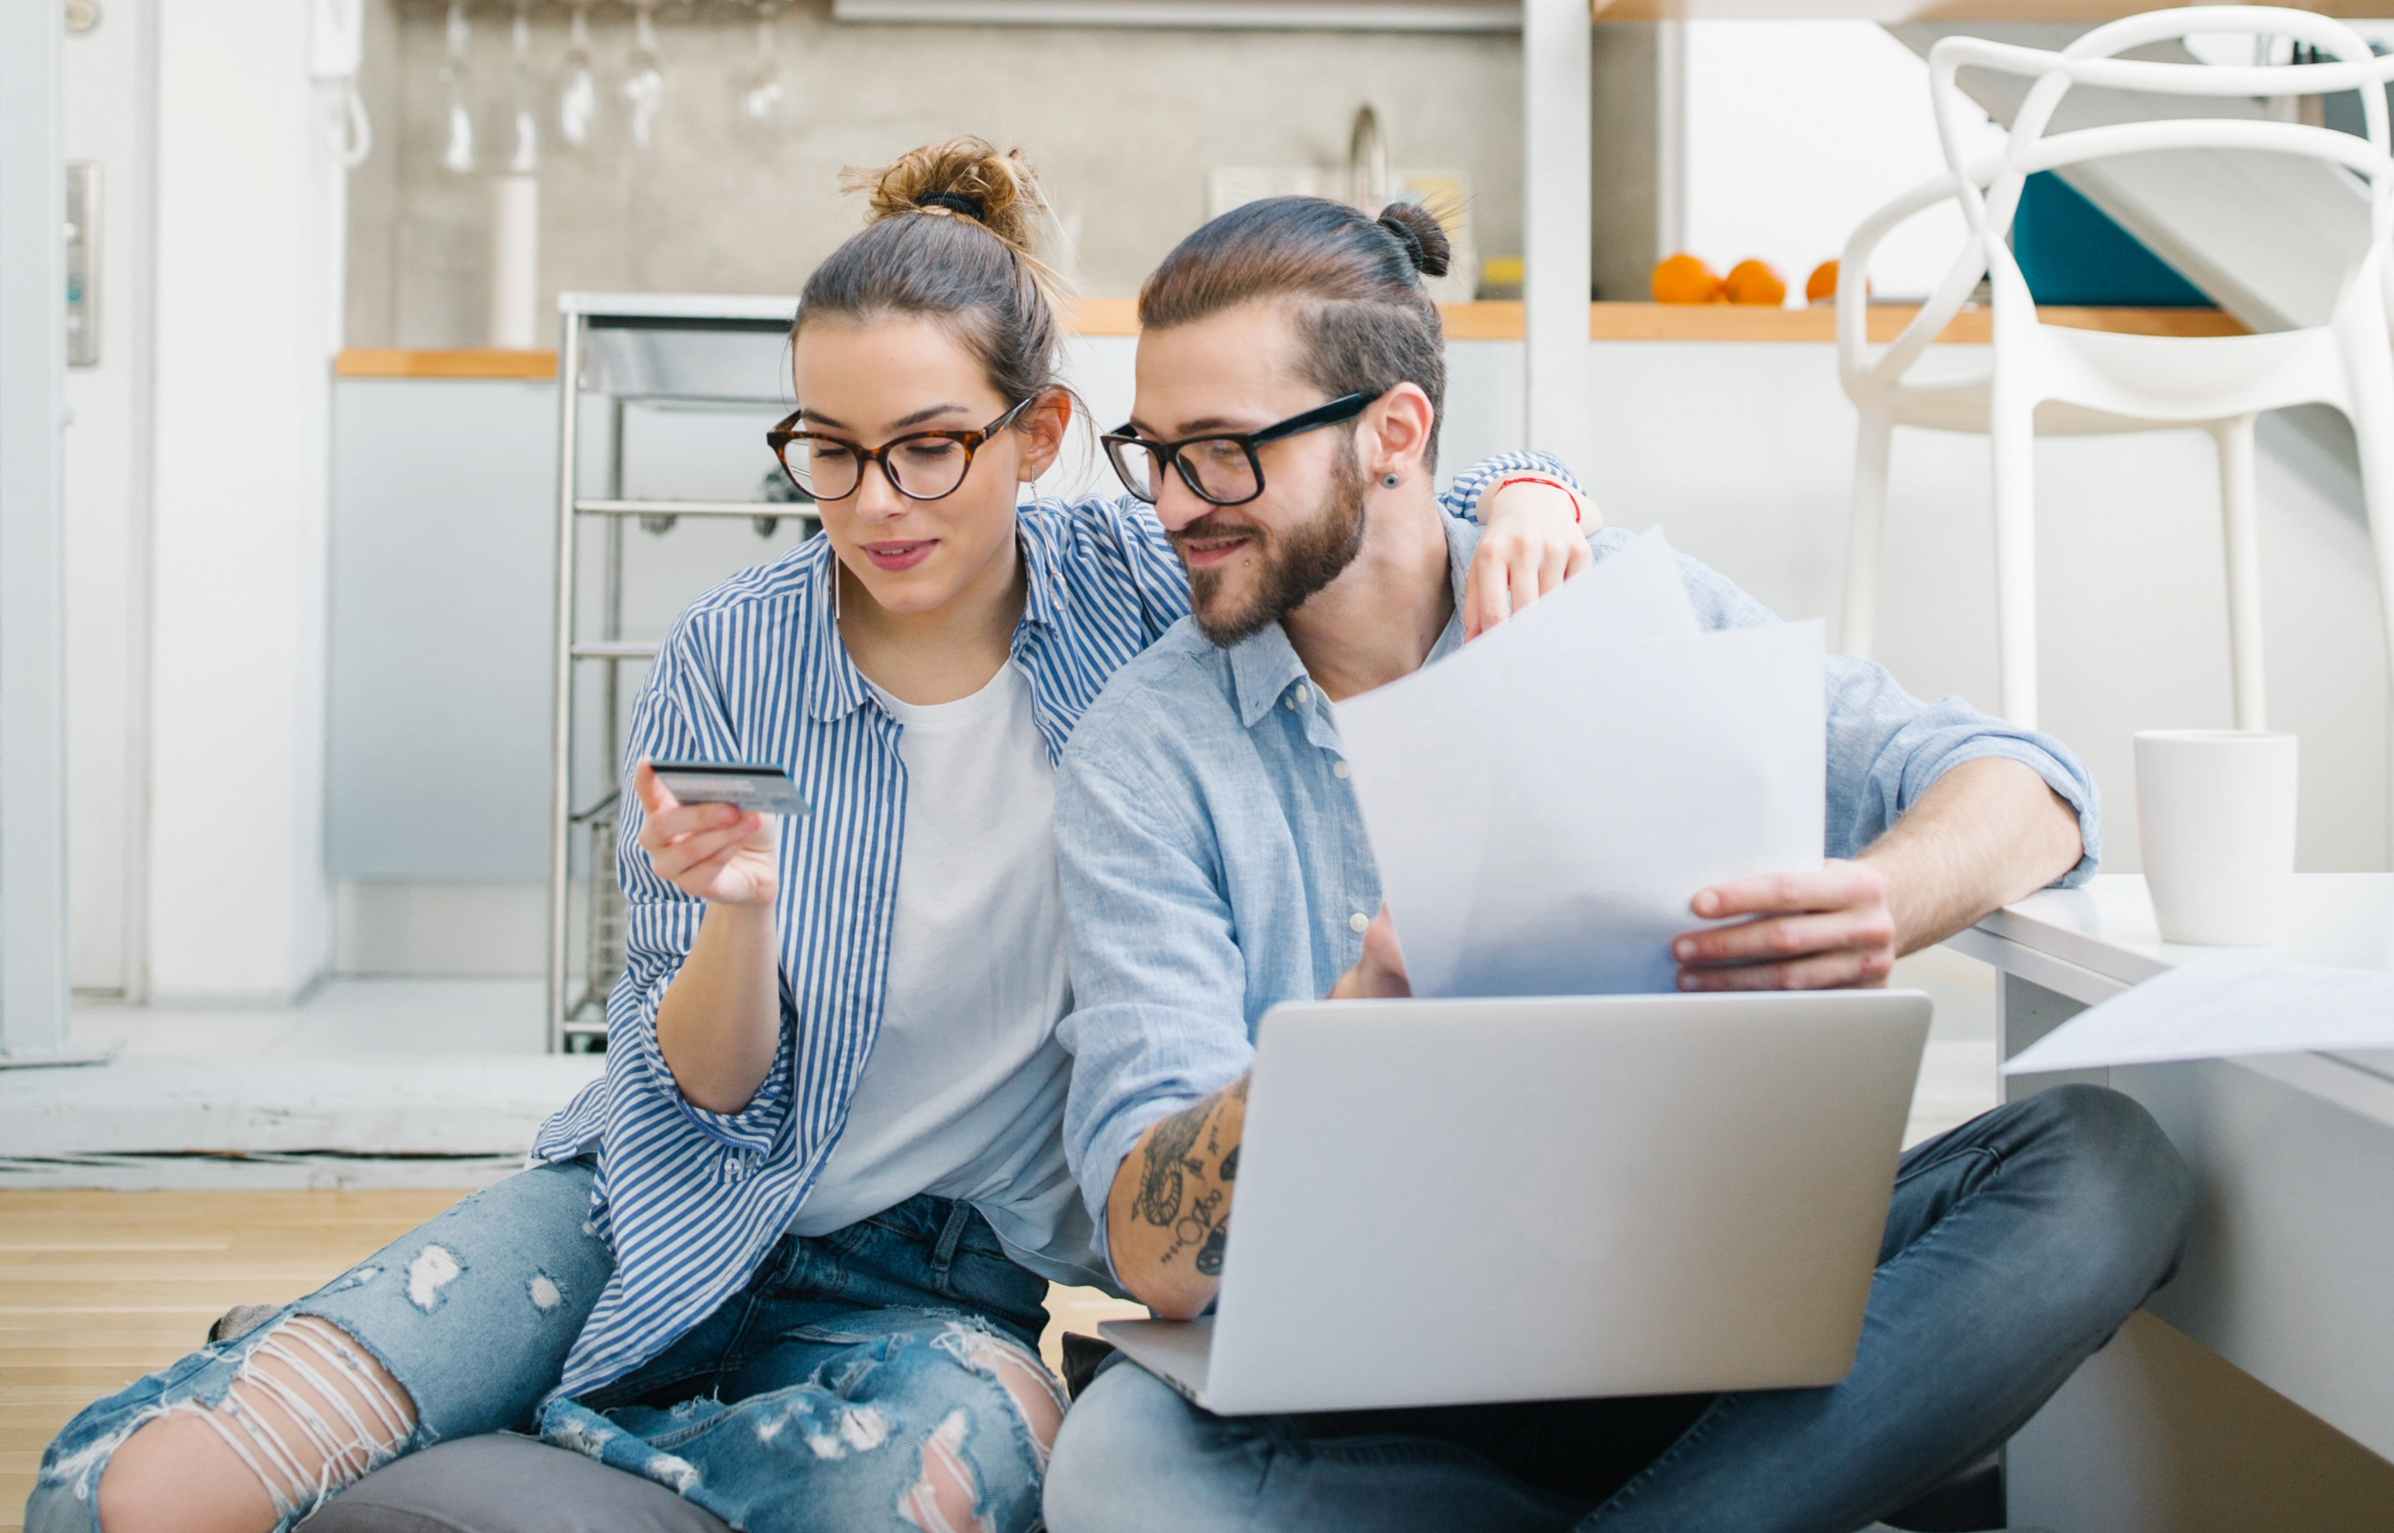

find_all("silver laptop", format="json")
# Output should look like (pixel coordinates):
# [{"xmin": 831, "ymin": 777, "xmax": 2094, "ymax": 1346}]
[{"xmin": 1101, "ymin": 990, "xmax": 1932, "ymax": 1415}]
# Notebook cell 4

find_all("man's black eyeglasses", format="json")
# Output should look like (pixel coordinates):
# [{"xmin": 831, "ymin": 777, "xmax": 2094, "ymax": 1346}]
[{"xmin": 1100, "ymin": 392, "xmax": 1372, "ymax": 508}]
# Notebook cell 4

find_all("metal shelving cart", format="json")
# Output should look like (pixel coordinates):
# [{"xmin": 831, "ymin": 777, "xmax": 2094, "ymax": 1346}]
[{"xmin": 546, "ymin": 294, "xmax": 815, "ymax": 1052}]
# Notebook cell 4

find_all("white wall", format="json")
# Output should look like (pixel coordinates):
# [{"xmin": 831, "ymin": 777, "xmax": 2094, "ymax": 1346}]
[
  {"xmin": 1682, "ymin": 22, "xmax": 2004, "ymax": 300},
  {"xmin": 62, "ymin": 0, "xmax": 156, "ymax": 997},
  {"xmin": 146, "ymin": 5, "xmax": 344, "ymax": 1001},
  {"xmin": 346, "ymin": 3, "xmax": 1530, "ymax": 346}
]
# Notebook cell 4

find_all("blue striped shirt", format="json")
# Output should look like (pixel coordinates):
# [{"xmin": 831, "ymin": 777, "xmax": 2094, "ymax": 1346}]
[{"xmin": 528, "ymin": 456, "xmax": 1569, "ymax": 1402}]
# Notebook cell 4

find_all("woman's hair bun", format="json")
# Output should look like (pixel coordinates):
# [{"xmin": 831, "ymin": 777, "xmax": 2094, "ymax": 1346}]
[
  {"xmin": 1375, "ymin": 202, "xmax": 1452, "ymax": 279},
  {"xmin": 845, "ymin": 136, "xmax": 1044, "ymax": 253}
]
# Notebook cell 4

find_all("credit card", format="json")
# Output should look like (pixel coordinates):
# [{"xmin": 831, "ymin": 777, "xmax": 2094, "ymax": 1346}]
[{"xmin": 650, "ymin": 759, "xmax": 811, "ymax": 817}]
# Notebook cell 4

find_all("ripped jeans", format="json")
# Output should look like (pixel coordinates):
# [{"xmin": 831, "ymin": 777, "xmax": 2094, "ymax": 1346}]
[
  {"xmin": 27, "ymin": 1158, "xmax": 1064, "ymax": 1533},
  {"xmin": 546, "ymin": 1186, "xmax": 1062, "ymax": 1533}
]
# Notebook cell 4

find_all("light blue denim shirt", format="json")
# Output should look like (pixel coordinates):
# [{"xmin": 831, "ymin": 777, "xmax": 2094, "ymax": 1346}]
[{"xmin": 1052, "ymin": 518, "xmax": 2100, "ymax": 1270}]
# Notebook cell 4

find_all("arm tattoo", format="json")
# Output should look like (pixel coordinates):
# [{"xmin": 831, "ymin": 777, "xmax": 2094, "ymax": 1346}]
[
  {"xmin": 1135, "ymin": 1100, "xmax": 1211, "ymax": 1229},
  {"xmin": 1161, "ymin": 1188, "xmax": 1222, "ymax": 1268},
  {"xmin": 1194, "ymin": 1217, "xmax": 1229, "ymax": 1276},
  {"xmin": 1128, "ymin": 1076, "xmax": 1251, "ymax": 1274}
]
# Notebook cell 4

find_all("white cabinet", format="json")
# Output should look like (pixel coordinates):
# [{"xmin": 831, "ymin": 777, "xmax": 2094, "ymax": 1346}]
[{"xmin": 327, "ymin": 379, "xmax": 811, "ymax": 882}]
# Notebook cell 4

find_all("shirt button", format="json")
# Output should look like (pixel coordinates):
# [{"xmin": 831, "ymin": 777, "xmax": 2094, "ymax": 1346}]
[
  {"xmin": 1292, "ymin": 683, "xmax": 1313, "ymax": 707},
  {"xmin": 1332, "ymin": 760, "xmax": 1351, "ymax": 780},
  {"xmin": 1349, "ymin": 911, "xmax": 1371, "ymax": 934}
]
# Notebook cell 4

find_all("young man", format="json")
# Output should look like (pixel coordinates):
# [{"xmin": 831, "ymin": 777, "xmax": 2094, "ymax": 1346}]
[{"xmin": 1040, "ymin": 196, "xmax": 2194, "ymax": 1533}]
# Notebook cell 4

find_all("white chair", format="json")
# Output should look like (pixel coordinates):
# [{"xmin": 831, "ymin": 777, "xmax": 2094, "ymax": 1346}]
[{"xmin": 1835, "ymin": 6, "xmax": 2394, "ymax": 753}]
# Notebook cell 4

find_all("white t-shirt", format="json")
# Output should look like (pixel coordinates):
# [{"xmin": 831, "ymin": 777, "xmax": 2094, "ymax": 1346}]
[{"xmin": 791, "ymin": 661, "xmax": 1101, "ymax": 1286}]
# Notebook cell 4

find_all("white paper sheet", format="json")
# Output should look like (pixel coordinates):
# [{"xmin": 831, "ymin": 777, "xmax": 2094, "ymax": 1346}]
[
  {"xmin": 1336, "ymin": 530, "xmax": 1826, "ymax": 997},
  {"xmin": 2002, "ymin": 952, "xmax": 2394, "ymax": 1074}
]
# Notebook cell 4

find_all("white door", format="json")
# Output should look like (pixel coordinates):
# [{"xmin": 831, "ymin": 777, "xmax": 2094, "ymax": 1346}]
[
  {"xmin": 1, "ymin": 0, "xmax": 72, "ymax": 1052},
  {"xmin": 61, "ymin": 0, "xmax": 155, "ymax": 997}
]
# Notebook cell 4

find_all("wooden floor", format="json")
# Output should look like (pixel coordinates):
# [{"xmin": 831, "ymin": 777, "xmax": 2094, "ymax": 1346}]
[{"xmin": 0, "ymin": 1188, "xmax": 1144, "ymax": 1533}]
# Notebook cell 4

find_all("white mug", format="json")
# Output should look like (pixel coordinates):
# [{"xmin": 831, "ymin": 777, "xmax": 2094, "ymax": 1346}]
[{"xmin": 2133, "ymin": 730, "xmax": 2298, "ymax": 946}]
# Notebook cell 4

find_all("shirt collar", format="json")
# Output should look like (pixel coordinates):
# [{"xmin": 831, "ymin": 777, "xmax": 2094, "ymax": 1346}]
[
  {"xmin": 797, "ymin": 517, "xmax": 1067, "ymax": 725},
  {"xmin": 1226, "ymin": 621, "xmax": 1313, "ymax": 729},
  {"xmin": 1225, "ymin": 514, "xmax": 1480, "ymax": 728},
  {"xmin": 1014, "ymin": 513, "xmax": 1070, "ymax": 631}
]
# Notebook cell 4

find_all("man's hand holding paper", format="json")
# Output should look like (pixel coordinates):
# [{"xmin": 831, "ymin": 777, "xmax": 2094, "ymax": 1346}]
[{"xmin": 1673, "ymin": 860, "xmax": 1900, "ymax": 992}]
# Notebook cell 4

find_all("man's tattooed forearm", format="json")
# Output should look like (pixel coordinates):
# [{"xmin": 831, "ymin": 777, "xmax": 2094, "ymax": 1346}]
[
  {"xmin": 1135, "ymin": 1099, "xmax": 1211, "ymax": 1229},
  {"xmin": 1126, "ymin": 1075, "xmax": 1251, "ymax": 1275}
]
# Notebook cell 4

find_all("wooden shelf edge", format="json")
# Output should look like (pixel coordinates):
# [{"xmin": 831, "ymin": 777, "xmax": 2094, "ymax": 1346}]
[
  {"xmin": 1588, "ymin": 301, "xmax": 2247, "ymax": 344},
  {"xmin": 335, "ymin": 348, "xmax": 559, "ymax": 380}
]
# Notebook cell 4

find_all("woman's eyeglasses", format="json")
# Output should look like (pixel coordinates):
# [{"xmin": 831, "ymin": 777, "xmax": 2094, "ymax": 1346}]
[
  {"xmin": 1100, "ymin": 392, "xmax": 1372, "ymax": 508},
  {"xmin": 767, "ymin": 397, "xmax": 1033, "ymax": 503}
]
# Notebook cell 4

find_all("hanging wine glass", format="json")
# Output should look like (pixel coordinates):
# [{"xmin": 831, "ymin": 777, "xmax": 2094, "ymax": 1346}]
[
  {"xmin": 439, "ymin": 0, "xmax": 475, "ymax": 175},
  {"xmin": 558, "ymin": 3, "xmax": 599, "ymax": 153},
  {"xmin": 507, "ymin": 1, "xmax": 539, "ymax": 175},
  {"xmin": 621, "ymin": 0, "xmax": 667, "ymax": 154},
  {"xmin": 739, "ymin": 3, "xmax": 790, "ymax": 132}
]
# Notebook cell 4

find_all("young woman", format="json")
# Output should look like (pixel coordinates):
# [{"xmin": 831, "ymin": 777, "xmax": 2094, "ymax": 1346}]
[{"xmin": 30, "ymin": 137, "xmax": 1588, "ymax": 1533}]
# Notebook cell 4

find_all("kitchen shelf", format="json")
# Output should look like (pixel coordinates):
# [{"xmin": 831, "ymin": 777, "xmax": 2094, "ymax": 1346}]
[
  {"xmin": 336, "ymin": 347, "xmax": 557, "ymax": 380},
  {"xmin": 1585, "ymin": 300, "xmax": 2246, "ymax": 343},
  {"xmin": 545, "ymin": 294, "xmax": 807, "ymax": 1052}
]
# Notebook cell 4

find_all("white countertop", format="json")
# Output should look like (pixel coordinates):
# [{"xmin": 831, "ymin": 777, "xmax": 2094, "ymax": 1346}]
[
  {"xmin": 1979, "ymin": 873, "xmax": 2394, "ymax": 986},
  {"xmin": 1951, "ymin": 872, "xmax": 2394, "ymax": 1122}
]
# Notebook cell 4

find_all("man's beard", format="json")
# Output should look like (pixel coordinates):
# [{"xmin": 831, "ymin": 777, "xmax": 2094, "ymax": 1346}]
[{"xmin": 1184, "ymin": 443, "xmax": 1370, "ymax": 647}]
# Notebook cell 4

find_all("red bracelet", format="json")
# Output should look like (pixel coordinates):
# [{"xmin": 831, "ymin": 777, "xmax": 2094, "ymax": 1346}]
[{"xmin": 1489, "ymin": 472, "xmax": 1584, "ymax": 525}]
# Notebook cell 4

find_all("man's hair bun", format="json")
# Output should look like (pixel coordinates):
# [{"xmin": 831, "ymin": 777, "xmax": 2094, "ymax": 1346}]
[{"xmin": 1375, "ymin": 202, "xmax": 1452, "ymax": 279}]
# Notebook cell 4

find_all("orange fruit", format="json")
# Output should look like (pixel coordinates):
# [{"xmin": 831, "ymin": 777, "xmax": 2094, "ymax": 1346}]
[
  {"xmin": 1724, "ymin": 259, "xmax": 1787, "ymax": 307},
  {"xmin": 1651, "ymin": 252, "xmax": 1723, "ymax": 305},
  {"xmin": 1805, "ymin": 259, "xmax": 1872, "ymax": 305}
]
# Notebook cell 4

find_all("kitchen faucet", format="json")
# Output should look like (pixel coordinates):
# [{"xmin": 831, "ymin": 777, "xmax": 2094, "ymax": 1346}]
[{"xmin": 1348, "ymin": 103, "xmax": 1390, "ymax": 211}]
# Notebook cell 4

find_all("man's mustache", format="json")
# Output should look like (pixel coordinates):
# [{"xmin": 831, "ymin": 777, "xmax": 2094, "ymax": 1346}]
[{"xmin": 1169, "ymin": 514, "xmax": 1264, "ymax": 550}]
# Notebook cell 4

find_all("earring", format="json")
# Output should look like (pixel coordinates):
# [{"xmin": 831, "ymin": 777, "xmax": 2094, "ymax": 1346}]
[{"xmin": 1382, "ymin": 473, "xmax": 1400, "ymax": 488}]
